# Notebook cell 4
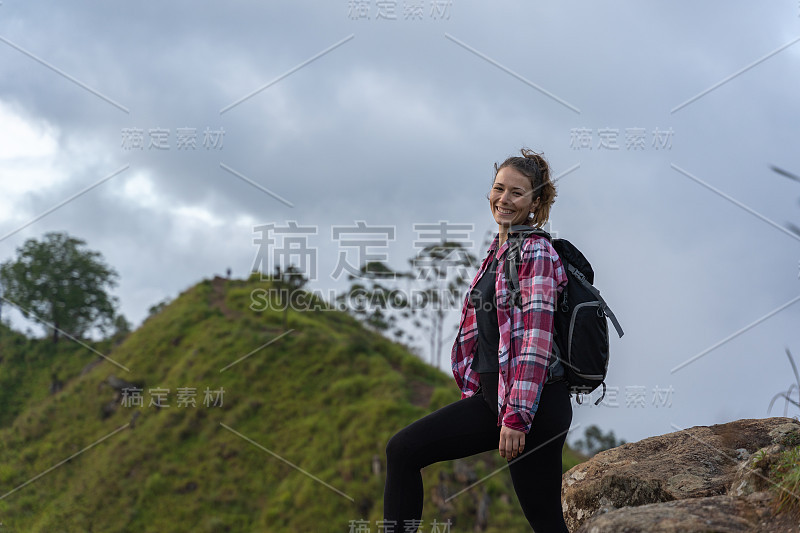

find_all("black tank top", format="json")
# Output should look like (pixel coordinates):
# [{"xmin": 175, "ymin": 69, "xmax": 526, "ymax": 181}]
[{"xmin": 470, "ymin": 253, "xmax": 500, "ymax": 373}]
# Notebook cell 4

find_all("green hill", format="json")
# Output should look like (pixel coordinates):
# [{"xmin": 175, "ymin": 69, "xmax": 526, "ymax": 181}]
[{"xmin": 0, "ymin": 275, "xmax": 585, "ymax": 532}]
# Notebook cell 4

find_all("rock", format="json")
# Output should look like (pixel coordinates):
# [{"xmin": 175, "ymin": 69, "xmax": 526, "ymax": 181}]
[
  {"xmin": 106, "ymin": 375, "xmax": 139, "ymax": 391},
  {"xmin": 768, "ymin": 422, "xmax": 800, "ymax": 442},
  {"xmin": 130, "ymin": 410, "xmax": 140, "ymax": 429},
  {"xmin": 730, "ymin": 443, "xmax": 783, "ymax": 497},
  {"xmin": 573, "ymin": 492, "xmax": 779, "ymax": 533},
  {"xmin": 562, "ymin": 417, "xmax": 800, "ymax": 531},
  {"xmin": 735, "ymin": 448, "xmax": 750, "ymax": 461}
]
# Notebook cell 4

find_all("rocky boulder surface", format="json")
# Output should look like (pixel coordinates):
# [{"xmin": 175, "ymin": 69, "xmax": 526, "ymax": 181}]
[{"xmin": 561, "ymin": 417, "xmax": 800, "ymax": 532}]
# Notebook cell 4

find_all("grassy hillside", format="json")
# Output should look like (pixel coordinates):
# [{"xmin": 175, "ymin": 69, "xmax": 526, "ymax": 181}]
[{"xmin": 0, "ymin": 276, "xmax": 585, "ymax": 532}]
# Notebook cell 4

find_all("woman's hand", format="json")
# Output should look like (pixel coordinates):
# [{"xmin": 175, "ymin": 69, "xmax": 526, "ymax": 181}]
[{"xmin": 499, "ymin": 425, "xmax": 526, "ymax": 460}]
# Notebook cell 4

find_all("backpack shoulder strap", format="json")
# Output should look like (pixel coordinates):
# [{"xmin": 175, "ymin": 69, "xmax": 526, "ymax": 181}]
[
  {"xmin": 508, "ymin": 224, "xmax": 551, "ymax": 241},
  {"xmin": 505, "ymin": 226, "xmax": 551, "ymax": 307}
]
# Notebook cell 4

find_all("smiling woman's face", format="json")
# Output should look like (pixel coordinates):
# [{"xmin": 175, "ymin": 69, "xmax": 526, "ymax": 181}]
[{"xmin": 489, "ymin": 166, "xmax": 540, "ymax": 227}]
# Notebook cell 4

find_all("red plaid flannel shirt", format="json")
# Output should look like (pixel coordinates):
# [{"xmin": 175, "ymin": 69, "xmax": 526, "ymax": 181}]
[{"xmin": 450, "ymin": 231, "xmax": 567, "ymax": 434}]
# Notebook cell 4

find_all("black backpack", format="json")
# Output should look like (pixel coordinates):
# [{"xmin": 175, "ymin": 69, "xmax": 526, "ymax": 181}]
[{"xmin": 503, "ymin": 225, "xmax": 624, "ymax": 404}]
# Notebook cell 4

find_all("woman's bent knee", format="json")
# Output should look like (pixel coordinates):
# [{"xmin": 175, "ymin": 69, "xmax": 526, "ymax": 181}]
[{"xmin": 385, "ymin": 428, "xmax": 415, "ymax": 466}]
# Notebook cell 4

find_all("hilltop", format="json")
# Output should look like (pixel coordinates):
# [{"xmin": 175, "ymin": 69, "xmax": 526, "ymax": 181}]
[{"xmin": 0, "ymin": 275, "xmax": 584, "ymax": 532}]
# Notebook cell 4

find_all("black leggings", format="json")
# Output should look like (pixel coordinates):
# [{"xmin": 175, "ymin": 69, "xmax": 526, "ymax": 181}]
[{"xmin": 383, "ymin": 375, "xmax": 572, "ymax": 532}]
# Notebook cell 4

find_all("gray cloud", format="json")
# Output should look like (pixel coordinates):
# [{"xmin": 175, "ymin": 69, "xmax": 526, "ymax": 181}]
[{"xmin": 0, "ymin": 0, "xmax": 798, "ymax": 443}]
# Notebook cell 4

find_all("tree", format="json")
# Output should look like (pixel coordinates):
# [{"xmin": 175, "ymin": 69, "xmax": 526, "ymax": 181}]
[
  {"xmin": 407, "ymin": 241, "xmax": 478, "ymax": 367},
  {"xmin": 334, "ymin": 242, "xmax": 478, "ymax": 367},
  {"xmin": 269, "ymin": 264, "xmax": 309, "ymax": 330},
  {"xmin": 111, "ymin": 314, "xmax": 132, "ymax": 345},
  {"xmin": 336, "ymin": 261, "xmax": 410, "ymax": 340},
  {"xmin": 146, "ymin": 297, "xmax": 173, "ymax": 320},
  {"xmin": 572, "ymin": 425, "xmax": 626, "ymax": 457},
  {"xmin": 0, "ymin": 232, "xmax": 120, "ymax": 343}
]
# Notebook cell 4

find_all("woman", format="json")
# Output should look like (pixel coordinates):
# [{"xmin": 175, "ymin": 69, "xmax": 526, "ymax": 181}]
[{"xmin": 383, "ymin": 148, "xmax": 572, "ymax": 532}]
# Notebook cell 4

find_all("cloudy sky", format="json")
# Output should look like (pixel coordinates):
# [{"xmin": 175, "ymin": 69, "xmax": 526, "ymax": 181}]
[{"xmin": 1, "ymin": 1, "xmax": 799, "ymax": 445}]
